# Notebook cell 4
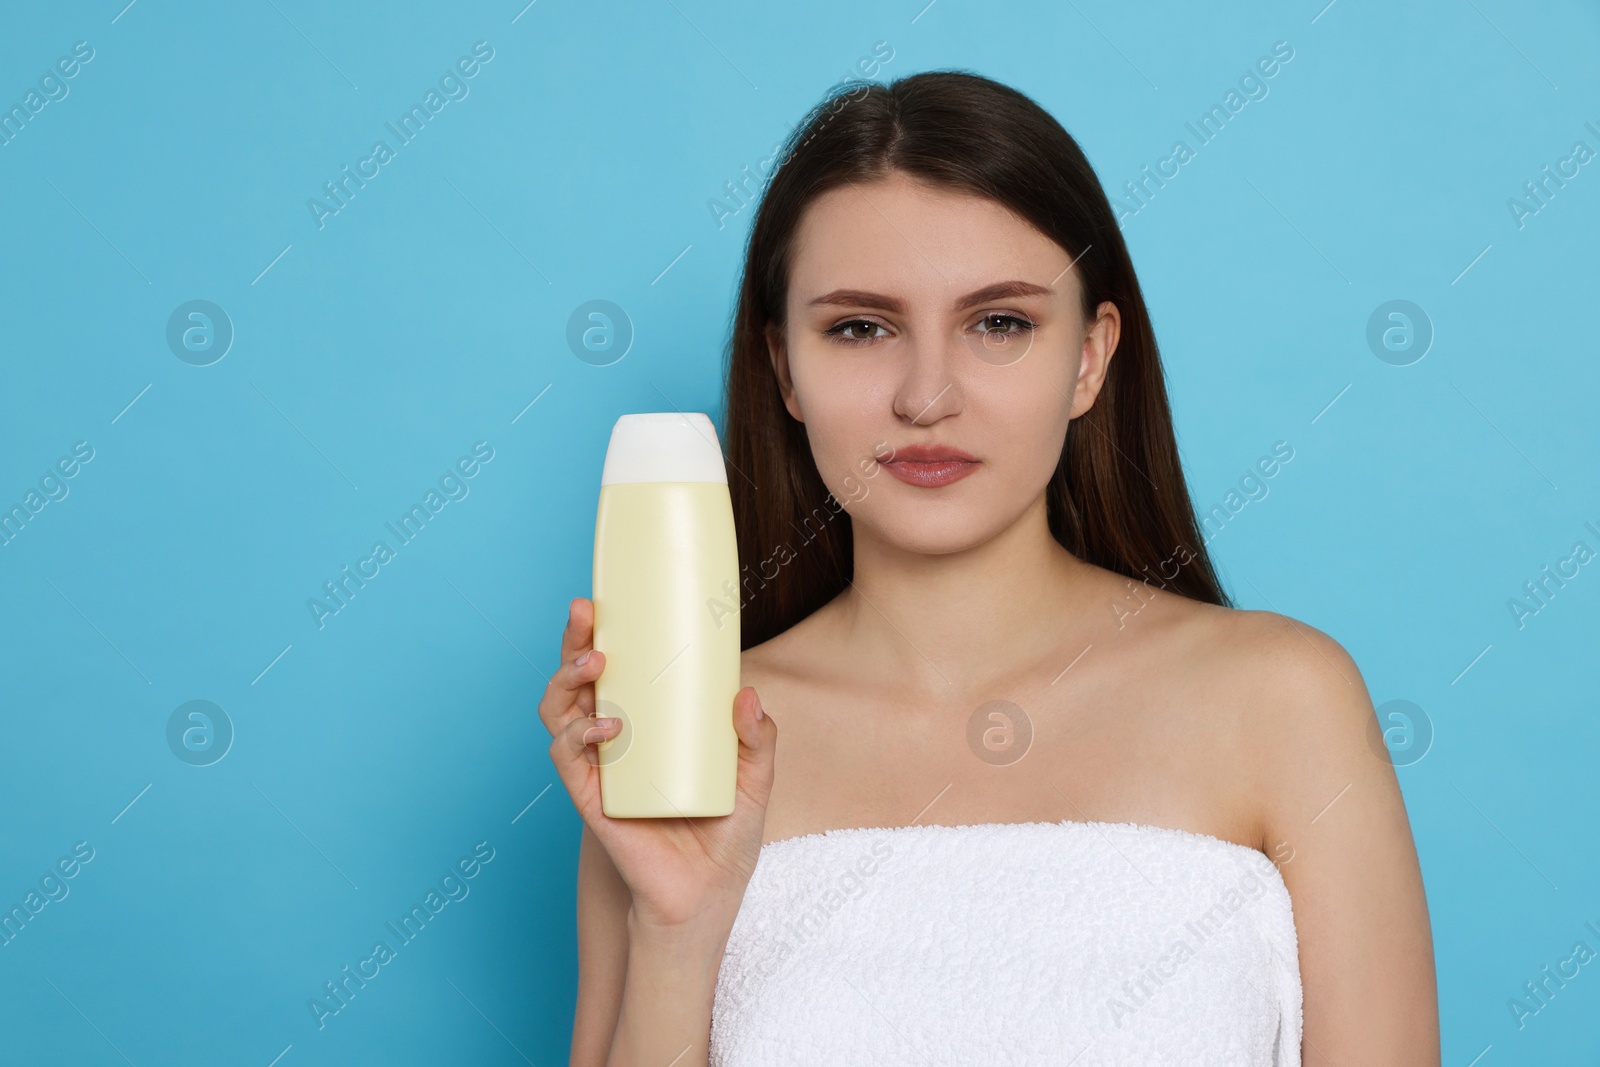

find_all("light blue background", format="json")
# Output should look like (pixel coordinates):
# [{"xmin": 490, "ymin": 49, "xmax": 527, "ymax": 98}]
[{"xmin": 2, "ymin": 0, "xmax": 1597, "ymax": 1062}]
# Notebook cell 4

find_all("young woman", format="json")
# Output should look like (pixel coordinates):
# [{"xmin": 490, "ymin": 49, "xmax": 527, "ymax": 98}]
[{"xmin": 544, "ymin": 70, "xmax": 1439, "ymax": 1065}]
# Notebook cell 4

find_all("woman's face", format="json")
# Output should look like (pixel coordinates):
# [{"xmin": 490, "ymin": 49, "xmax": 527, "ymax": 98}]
[{"xmin": 770, "ymin": 170, "xmax": 1120, "ymax": 555}]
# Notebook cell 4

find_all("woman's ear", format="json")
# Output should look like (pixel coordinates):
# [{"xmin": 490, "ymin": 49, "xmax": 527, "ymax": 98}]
[
  {"xmin": 766, "ymin": 323, "xmax": 804, "ymax": 422},
  {"xmin": 1070, "ymin": 301, "xmax": 1121, "ymax": 419}
]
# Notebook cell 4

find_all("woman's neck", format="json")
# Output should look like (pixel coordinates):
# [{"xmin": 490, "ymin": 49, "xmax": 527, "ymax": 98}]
[{"xmin": 830, "ymin": 493, "xmax": 1104, "ymax": 701}]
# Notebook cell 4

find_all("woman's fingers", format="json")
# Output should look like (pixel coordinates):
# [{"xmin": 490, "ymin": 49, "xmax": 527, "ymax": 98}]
[
  {"xmin": 559, "ymin": 596, "xmax": 594, "ymax": 662},
  {"xmin": 731, "ymin": 686, "xmax": 778, "ymax": 810},
  {"xmin": 571, "ymin": 712, "xmax": 623, "ymax": 761},
  {"xmin": 537, "ymin": 598, "xmax": 603, "ymax": 737},
  {"xmin": 539, "ymin": 597, "xmax": 616, "ymax": 815},
  {"xmin": 548, "ymin": 709, "xmax": 623, "ymax": 804},
  {"xmin": 537, "ymin": 648, "xmax": 604, "ymax": 734}
]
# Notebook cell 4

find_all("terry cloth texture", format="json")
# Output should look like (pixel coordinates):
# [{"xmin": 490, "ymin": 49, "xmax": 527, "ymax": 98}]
[{"xmin": 709, "ymin": 819, "xmax": 1302, "ymax": 1066}]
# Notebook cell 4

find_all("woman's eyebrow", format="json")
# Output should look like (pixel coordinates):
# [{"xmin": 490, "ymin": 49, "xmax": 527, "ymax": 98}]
[{"xmin": 807, "ymin": 280, "xmax": 1054, "ymax": 313}]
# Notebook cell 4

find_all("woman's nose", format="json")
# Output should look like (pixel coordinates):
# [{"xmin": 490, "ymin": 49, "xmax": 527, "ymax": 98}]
[{"xmin": 892, "ymin": 336, "xmax": 964, "ymax": 425}]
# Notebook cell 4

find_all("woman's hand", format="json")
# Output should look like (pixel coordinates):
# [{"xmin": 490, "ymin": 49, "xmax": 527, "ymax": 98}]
[{"xmin": 539, "ymin": 596, "xmax": 778, "ymax": 940}]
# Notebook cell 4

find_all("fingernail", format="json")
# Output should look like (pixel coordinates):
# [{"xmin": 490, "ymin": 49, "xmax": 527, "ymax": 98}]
[
  {"xmin": 575, "ymin": 650, "xmax": 591, "ymax": 667},
  {"xmin": 582, "ymin": 724, "xmax": 610, "ymax": 744},
  {"xmin": 755, "ymin": 695, "xmax": 764, "ymax": 721}
]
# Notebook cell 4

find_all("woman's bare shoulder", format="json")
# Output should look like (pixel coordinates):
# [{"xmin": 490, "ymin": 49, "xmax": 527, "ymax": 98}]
[
  {"xmin": 1146, "ymin": 589, "xmax": 1366, "ymax": 710},
  {"xmin": 738, "ymin": 599, "xmax": 838, "ymax": 689},
  {"xmin": 1185, "ymin": 605, "xmax": 1383, "ymax": 829},
  {"xmin": 1203, "ymin": 607, "xmax": 1375, "ymax": 745},
  {"xmin": 1189, "ymin": 609, "xmax": 1436, "ymax": 1058},
  {"xmin": 1126, "ymin": 591, "xmax": 1380, "ymax": 841}
]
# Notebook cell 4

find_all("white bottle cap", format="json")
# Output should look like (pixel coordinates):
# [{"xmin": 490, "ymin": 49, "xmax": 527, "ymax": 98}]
[{"xmin": 601, "ymin": 412, "xmax": 729, "ymax": 485}]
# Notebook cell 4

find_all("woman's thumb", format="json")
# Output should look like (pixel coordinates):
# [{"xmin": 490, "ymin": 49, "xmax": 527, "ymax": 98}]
[{"xmin": 732, "ymin": 686, "xmax": 776, "ymax": 790}]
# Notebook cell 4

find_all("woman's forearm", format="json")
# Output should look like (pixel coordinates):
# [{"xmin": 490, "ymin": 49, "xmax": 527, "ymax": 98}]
[{"xmin": 605, "ymin": 910, "xmax": 732, "ymax": 1067}]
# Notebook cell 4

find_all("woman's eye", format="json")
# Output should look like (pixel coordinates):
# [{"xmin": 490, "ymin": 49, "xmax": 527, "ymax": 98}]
[
  {"xmin": 976, "ymin": 313, "xmax": 1036, "ymax": 335},
  {"xmin": 823, "ymin": 314, "xmax": 1035, "ymax": 346},
  {"xmin": 824, "ymin": 320, "xmax": 889, "ymax": 345}
]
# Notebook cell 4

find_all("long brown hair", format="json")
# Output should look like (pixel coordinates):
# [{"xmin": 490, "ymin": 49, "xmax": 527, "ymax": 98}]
[{"xmin": 721, "ymin": 69, "xmax": 1231, "ymax": 651}]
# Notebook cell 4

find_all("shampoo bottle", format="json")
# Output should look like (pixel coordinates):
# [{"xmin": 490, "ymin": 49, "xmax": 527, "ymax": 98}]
[{"xmin": 591, "ymin": 412, "xmax": 741, "ymax": 817}]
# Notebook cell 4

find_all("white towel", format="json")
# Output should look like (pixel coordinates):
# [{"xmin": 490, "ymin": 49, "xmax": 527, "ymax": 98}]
[{"xmin": 709, "ymin": 819, "xmax": 1302, "ymax": 1066}]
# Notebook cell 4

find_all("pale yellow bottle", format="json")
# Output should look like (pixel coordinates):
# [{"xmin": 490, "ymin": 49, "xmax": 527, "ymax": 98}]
[{"xmin": 591, "ymin": 412, "xmax": 741, "ymax": 817}]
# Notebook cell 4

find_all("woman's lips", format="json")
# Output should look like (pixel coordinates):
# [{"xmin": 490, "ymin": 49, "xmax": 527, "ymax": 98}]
[{"xmin": 882, "ymin": 457, "xmax": 979, "ymax": 487}]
